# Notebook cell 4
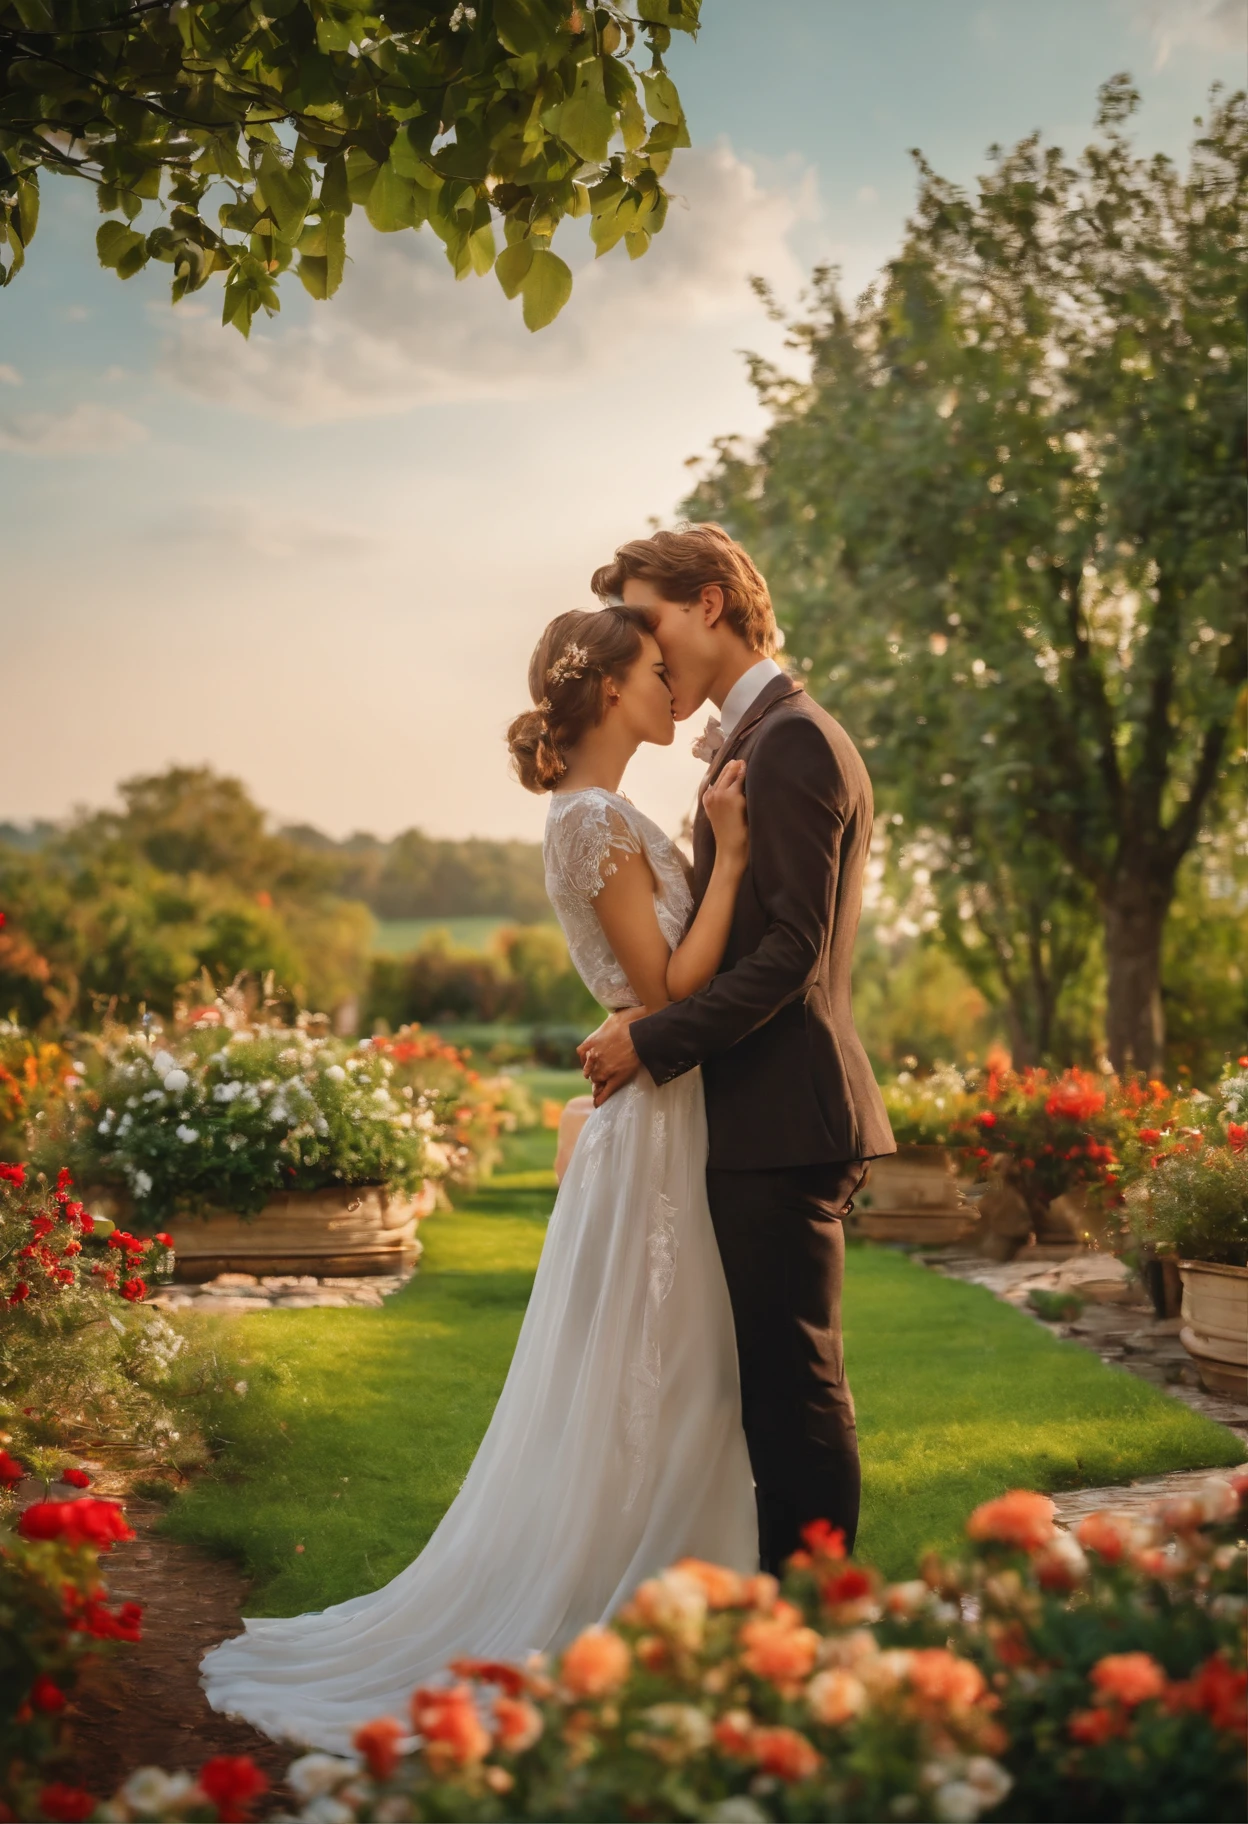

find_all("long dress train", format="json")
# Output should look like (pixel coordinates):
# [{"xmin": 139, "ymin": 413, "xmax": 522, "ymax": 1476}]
[{"xmin": 200, "ymin": 787, "xmax": 757, "ymax": 1752}]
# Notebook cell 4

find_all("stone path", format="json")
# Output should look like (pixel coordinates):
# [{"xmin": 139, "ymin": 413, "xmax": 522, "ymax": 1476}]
[
  {"xmin": 152, "ymin": 1268, "xmax": 415, "ymax": 1314},
  {"xmin": 920, "ymin": 1245, "xmax": 1248, "ymax": 1522}
]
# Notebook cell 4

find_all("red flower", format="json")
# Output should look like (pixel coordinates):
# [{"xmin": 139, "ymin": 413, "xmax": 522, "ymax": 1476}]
[
  {"xmin": 799, "ymin": 1518, "xmax": 846, "ymax": 1559},
  {"xmin": 0, "ymin": 1448, "xmax": 25, "ymax": 1488},
  {"xmin": 56, "ymin": 1167, "xmax": 73, "ymax": 1193},
  {"xmin": 197, "ymin": 1756, "xmax": 268, "ymax": 1823},
  {"xmin": 821, "ymin": 1566, "xmax": 873, "ymax": 1604},
  {"xmin": 154, "ymin": 1232, "xmax": 175, "ymax": 1247},
  {"xmin": 61, "ymin": 1468, "xmax": 92, "ymax": 1489},
  {"xmin": 30, "ymin": 1673, "xmax": 67, "ymax": 1713},
  {"xmin": 353, "ymin": 1716, "xmax": 406, "ymax": 1780},
  {"xmin": 1228, "ymin": 1123, "xmax": 1247, "ymax": 1153},
  {"xmin": 1137, "ymin": 1127, "xmax": 1162, "ymax": 1144},
  {"xmin": 0, "ymin": 1160, "xmax": 27, "ymax": 1187},
  {"xmin": 7, "ymin": 1282, "xmax": 30, "ymax": 1304},
  {"xmin": 37, "ymin": 1787, "xmax": 95, "ymax": 1823},
  {"xmin": 19, "ymin": 1497, "xmax": 134, "ymax": 1551},
  {"xmin": 1069, "ymin": 1706, "xmax": 1125, "ymax": 1746},
  {"xmin": 976, "ymin": 1110, "xmax": 998, "ymax": 1128},
  {"xmin": 1044, "ymin": 1072, "xmax": 1106, "ymax": 1122},
  {"xmin": 120, "ymin": 1276, "xmax": 147, "ymax": 1303},
  {"xmin": 1165, "ymin": 1653, "xmax": 1247, "ymax": 1734},
  {"xmin": 448, "ymin": 1656, "xmax": 529, "ymax": 1697}
]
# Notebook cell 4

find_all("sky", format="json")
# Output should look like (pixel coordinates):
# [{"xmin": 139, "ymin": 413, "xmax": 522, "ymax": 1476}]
[{"xmin": 2, "ymin": 0, "xmax": 1243, "ymax": 844}]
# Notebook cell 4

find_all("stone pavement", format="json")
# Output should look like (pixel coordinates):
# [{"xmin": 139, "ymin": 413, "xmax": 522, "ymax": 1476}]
[
  {"xmin": 920, "ymin": 1245, "xmax": 1248, "ymax": 1522},
  {"xmin": 151, "ymin": 1268, "xmax": 415, "ymax": 1314}
]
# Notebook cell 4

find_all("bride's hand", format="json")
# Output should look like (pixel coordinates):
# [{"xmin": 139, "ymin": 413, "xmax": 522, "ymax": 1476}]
[{"xmin": 702, "ymin": 759, "xmax": 748, "ymax": 869}]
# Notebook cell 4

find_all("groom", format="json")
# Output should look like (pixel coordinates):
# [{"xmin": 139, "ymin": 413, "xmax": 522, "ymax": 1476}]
[{"xmin": 579, "ymin": 522, "xmax": 895, "ymax": 1575}]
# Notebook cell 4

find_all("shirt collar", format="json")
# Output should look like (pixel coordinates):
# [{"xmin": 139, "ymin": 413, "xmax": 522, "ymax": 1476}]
[{"xmin": 718, "ymin": 657, "xmax": 784, "ymax": 739}]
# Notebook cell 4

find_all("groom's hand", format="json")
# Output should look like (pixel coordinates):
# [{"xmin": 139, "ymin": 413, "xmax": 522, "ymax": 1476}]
[{"xmin": 578, "ymin": 1009, "xmax": 646, "ymax": 1105}]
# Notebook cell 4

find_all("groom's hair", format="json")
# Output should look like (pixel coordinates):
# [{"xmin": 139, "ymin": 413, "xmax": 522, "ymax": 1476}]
[{"xmin": 590, "ymin": 522, "xmax": 778, "ymax": 657}]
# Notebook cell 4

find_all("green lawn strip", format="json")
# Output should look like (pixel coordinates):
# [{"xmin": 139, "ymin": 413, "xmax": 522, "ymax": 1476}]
[
  {"xmin": 845, "ymin": 1250, "xmax": 1244, "ymax": 1572},
  {"xmin": 162, "ymin": 1161, "xmax": 1244, "ymax": 1611}
]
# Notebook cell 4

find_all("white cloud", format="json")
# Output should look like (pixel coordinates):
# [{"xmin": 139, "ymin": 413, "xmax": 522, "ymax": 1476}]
[
  {"xmin": 0, "ymin": 402, "xmax": 148, "ymax": 455},
  {"xmin": 157, "ymin": 143, "xmax": 812, "ymax": 424},
  {"xmin": 165, "ymin": 499, "xmax": 374, "ymax": 562},
  {"xmin": 0, "ymin": 364, "xmax": 19, "ymax": 386},
  {"xmin": 1120, "ymin": 0, "xmax": 1245, "ymax": 66}
]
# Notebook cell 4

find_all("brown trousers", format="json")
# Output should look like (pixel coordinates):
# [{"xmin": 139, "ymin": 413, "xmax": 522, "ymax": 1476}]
[{"xmin": 706, "ymin": 1161, "xmax": 865, "ymax": 1575}]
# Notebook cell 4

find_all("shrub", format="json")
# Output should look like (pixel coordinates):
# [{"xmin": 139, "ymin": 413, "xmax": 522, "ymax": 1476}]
[
  {"xmin": 880, "ymin": 1063, "xmax": 978, "ymax": 1147},
  {"xmin": 0, "ymin": 1165, "xmax": 185, "ymax": 1472},
  {"xmin": 0, "ymin": 1493, "xmax": 142, "ymax": 1815},
  {"xmin": 1126, "ymin": 1144, "xmax": 1248, "ymax": 1269},
  {"xmin": 0, "ymin": 1026, "xmax": 79, "ymax": 1165},
  {"xmin": 86, "ymin": 1475, "xmax": 1248, "ymax": 1824}
]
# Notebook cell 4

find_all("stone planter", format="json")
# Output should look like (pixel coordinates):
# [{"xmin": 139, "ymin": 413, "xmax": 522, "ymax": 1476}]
[
  {"xmin": 1178, "ymin": 1260, "xmax": 1248, "ymax": 1400},
  {"xmin": 851, "ymin": 1146, "xmax": 977, "ymax": 1246},
  {"xmin": 168, "ymin": 1181, "xmax": 435, "ymax": 1282},
  {"xmin": 555, "ymin": 1096, "xmax": 596, "ymax": 1185}
]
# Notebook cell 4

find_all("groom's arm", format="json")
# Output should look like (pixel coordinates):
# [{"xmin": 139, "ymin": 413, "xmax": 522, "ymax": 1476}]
[{"xmin": 630, "ymin": 715, "xmax": 847, "ymax": 1087}]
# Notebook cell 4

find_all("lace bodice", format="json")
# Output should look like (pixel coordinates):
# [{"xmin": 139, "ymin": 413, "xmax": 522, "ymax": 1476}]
[{"xmin": 544, "ymin": 789, "xmax": 693, "ymax": 1010}]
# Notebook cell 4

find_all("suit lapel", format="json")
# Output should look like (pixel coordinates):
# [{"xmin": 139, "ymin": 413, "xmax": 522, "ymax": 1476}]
[{"xmin": 704, "ymin": 674, "xmax": 803, "ymax": 788}]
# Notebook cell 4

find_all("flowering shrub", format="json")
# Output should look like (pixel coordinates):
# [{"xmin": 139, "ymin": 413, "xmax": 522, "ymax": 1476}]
[
  {"xmin": 0, "ymin": 1493, "xmax": 141, "ymax": 1816},
  {"xmin": 82, "ymin": 1476, "xmax": 1247, "ymax": 1824},
  {"xmin": 953, "ymin": 1065, "xmax": 1128, "ymax": 1228},
  {"xmin": 1125, "ymin": 1144, "xmax": 1248, "ymax": 1268},
  {"xmin": 0, "ymin": 1166, "xmax": 184, "ymax": 1473},
  {"xmin": 880, "ymin": 1063, "xmax": 978, "ymax": 1148},
  {"xmin": 51, "ymin": 1010, "xmax": 529, "ymax": 1225},
  {"xmin": 0, "ymin": 1025, "xmax": 80, "ymax": 1166}
]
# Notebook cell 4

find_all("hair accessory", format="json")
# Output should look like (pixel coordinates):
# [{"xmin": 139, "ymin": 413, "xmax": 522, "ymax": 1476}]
[
  {"xmin": 546, "ymin": 642, "xmax": 592, "ymax": 688},
  {"xmin": 536, "ymin": 697, "xmax": 552, "ymax": 714}
]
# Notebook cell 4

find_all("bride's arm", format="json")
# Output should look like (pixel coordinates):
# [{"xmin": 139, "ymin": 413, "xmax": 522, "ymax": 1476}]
[{"xmin": 592, "ymin": 761, "xmax": 749, "ymax": 1011}]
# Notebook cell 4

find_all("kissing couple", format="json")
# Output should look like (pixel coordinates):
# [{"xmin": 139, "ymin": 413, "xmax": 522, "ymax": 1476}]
[{"xmin": 202, "ymin": 522, "xmax": 896, "ymax": 1753}]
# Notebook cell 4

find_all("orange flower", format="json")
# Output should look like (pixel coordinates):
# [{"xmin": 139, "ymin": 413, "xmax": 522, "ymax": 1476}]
[
  {"xmin": 713, "ymin": 1710, "xmax": 755, "ymax": 1758},
  {"xmin": 1090, "ymin": 1653, "xmax": 1167, "ymax": 1708},
  {"xmin": 353, "ymin": 1717, "xmax": 406, "ymax": 1781},
  {"xmin": 806, "ymin": 1667, "xmax": 867, "ymax": 1726},
  {"xmin": 560, "ymin": 1626, "xmax": 631, "ymax": 1698},
  {"xmin": 410, "ymin": 1684, "xmax": 490, "ymax": 1768},
  {"xmin": 493, "ymin": 1695, "xmax": 543, "ymax": 1754},
  {"xmin": 799, "ymin": 1518, "xmax": 846, "ymax": 1559},
  {"xmin": 966, "ymin": 1489, "xmax": 1056, "ymax": 1553},
  {"xmin": 742, "ymin": 1572, "xmax": 780, "ymax": 1611},
  {"xmin": 907, "ymin": 1648, "xmax": 986, "ymax": 1710},
  {"xmin": 1076, "ymin": 1509, "xmax": 1135, "ymax": 1563},
  {"xmin": 1069, "ymin": 1706, "xmax": 1125, "ymax": 1745},
  {"xmin": 672, "ymin": 1558, "xmax": 746, "ymax": 1608},
  {"xmin": 636, "ymin": 1635, "xmax": 669, "ymax": 1672},
  {"xmin": 750, "ymin": 1725, "xmax": 822, "ymax": 1783},
  {"xmin": 448, "ymin": 1657, "xmax": 528, "ymax": 1698},
  {"xmin": 738, "ymin": 1614, "xmax": 820, "ymax": 1685}
]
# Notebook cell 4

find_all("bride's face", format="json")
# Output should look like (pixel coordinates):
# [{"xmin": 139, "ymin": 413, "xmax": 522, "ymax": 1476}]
[{"xmin": 609, "ymin": 633, "xmax": 675, "ymax": 748}]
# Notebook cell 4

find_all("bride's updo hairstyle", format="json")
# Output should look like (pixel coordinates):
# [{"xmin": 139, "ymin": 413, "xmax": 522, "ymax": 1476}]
[{"xmin": 507, "ymin": 607, "xmax": 648, "ymax": 793}]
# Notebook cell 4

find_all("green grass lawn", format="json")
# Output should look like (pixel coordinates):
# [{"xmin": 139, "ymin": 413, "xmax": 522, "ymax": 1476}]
[
  {"xmin": 371, "ymin": 916, "xmax": 553, "ymax": 955},
  {"xmin": 164, "ymin": 1137, "xmax": 1244, "ymax": 1612}
]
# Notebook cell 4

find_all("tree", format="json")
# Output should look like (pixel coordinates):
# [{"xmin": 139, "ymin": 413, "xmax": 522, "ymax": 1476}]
[
  {"xmin": 688, "ymin": 78, "xmax": 1246, "ymax": 1074},
  {"xmin": 0, "ymin": 0, "xmax": 699, "ymax": 333}
]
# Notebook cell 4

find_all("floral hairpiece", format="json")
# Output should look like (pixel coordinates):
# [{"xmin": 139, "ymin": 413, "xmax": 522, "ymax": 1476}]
[{"xmin": 546, "ymin": 642, "xmax": 592, "ymax": 689}]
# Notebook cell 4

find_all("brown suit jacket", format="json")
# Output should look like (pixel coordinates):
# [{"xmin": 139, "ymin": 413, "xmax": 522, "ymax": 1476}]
[{"xmin": 631, "ymin": 674, "xmax": 895, "ymax": 1171}]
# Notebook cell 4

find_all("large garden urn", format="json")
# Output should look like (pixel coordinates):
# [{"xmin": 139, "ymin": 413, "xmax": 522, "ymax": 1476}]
[
  {"xmin": 850, "ymin": 1146, "xmax": 977, "ymax": 1246},
  {"xmin": 1177, "ymin": 1260, "xmax": 1248, "ymax": 1401},
  {"xmin": 168, "ymin": 1181, "xmax": 435, "ymax": 1281}
]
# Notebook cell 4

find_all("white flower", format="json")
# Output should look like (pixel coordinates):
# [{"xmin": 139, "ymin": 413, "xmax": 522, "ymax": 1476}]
[
  {"xmin": 133, "ymin": 1169, "xmax": 153, "ymax": 1195},
  {"xmin": 233, "ymin": 1380, "xmax": 249, "ymax": 1396},
  {"xmin": 299, "ymin": 1797, "xmax": 356, "ymax": 1824},
  {"xmin": 214, "ymin": 1080, "xmax": 243, "ymax": 1103},
  {"xmin": 98, "ymin": 1117, "xmax": 113, "ymax": 1135},
  {"xmin": 142, "ymin": 1089, "xmax": 165, "ymax": 1103},
  {"xmin": 117, "ymin": 1113, "xmax": 133, "ymax": 1135},
  {"xmin": 286, "ymin": 1754, "xmax": 357, "ymax": 1801},
  {"xmin": 324, "ymin": 1064, "xmax": 346, "ymax": 1083},
  {"xmin": 965, "ymin": 1758, "xmax": 1012, "ymax": 1808},
  {"xmin": 120, "ymin": 1767, "xmax": 198, "ymax": 1814},
  {"xmin": 162, "ymin": 1068, "xmax": 190, "ymax": 1093},
  {"xmin": 175, "ymin": 1123, "xmax": 199, "ymax": 1143},
  {"xmin": 933, "ymin": 1782, "xmax": 984, "ymax": 1823},
  {"xmin": 152, "ymin": 1049, "xmax": 175, "ymax": 1075}
]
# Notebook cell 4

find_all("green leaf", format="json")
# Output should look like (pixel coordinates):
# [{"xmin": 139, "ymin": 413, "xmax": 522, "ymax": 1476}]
[
  {"xmin": 256, "ymin": 148, "xmax": 313, "ymax": 239},
  {"xmin": 96, "ymin": 220, "xmax": 149, "ymax": 279},
  {"xmin": 14, "ymin": 175, "xmax": 39, "ymax": 248},
  {"xmin": 521, "ymin": 247, "xmax": 572, "ymax": 330},
  {"xmin": 297, "ymin": 211, "xmax": 345, "ymax": 298},
  {"xmin": 494, "ymin": 0, "xmax": 561, "ymax": 58},
  {"xmin": 640, "ymin": 68, "xmax": 683, "ymax": 127},
  {"xmin": 542, "ymin": 61, "xmax": 614, "ymax": 163},
  {"xmin": 365, "ymin": 161, "xmax": 420, "ymax": 232},
  {"xmin": 467, "ymin": 219, "xmax": 496, "ymax": 276},
  {"xmin": 495, "ymin": 239, "xmax": 533, "ymax": 298},
  {"xmin": 315, "ymin": 13, "xmax": 353, "ymax": 52}
]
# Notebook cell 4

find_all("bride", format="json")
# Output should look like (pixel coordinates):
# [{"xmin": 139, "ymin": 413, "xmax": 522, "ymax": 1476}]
[{"xmin": 201, "ymin": 604, "xmax": 758, "ymax": 1751}]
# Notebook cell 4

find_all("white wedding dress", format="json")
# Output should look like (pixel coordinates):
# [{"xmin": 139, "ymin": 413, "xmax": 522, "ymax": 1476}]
[{"xmin": 200, "ymin": 787, "xmax": 757, "ymax": 1752}]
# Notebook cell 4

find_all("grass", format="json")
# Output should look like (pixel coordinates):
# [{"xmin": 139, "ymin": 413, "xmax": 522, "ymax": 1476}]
[
  {"xmin": 371, "ymin": 916, "xmax": 552, "ymax": 956},
  {"xmin": 163, "ymin": 1132, "xmax": 1244, "ymax": 1610}
]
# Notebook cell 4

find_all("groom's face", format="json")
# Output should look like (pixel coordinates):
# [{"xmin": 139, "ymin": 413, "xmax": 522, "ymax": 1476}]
[{"xmin": 620, "ymin": 579, "xmax": 721, "ymax": 722}]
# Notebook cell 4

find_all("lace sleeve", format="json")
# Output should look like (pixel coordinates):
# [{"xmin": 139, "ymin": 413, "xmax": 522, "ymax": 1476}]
[{"xmin": 547, "ymin": 791, "xmax": 643, "ymax": 903}]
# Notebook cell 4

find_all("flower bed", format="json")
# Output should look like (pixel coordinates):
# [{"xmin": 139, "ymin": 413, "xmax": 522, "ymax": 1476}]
[{"xmin": 54, "ymin": 1474, "xmax": 1248, "ymax": 1824}]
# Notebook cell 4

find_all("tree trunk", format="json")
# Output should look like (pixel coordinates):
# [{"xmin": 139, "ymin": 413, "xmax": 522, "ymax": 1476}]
[{"xmin": 1101, "ymin": 885, "xmax": 1170, "ymax": 1077}]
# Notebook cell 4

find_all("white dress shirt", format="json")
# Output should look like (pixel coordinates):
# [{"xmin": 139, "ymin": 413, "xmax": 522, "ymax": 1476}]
[{"xmin": 718, "ymin": 657, "xmax": 784, "ymax": 740}]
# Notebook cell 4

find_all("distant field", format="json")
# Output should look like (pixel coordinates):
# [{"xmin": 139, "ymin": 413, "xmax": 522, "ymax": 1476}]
[{"xmin": 371, "ymin": 916, "xmax": 552, "ymax": 956}]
